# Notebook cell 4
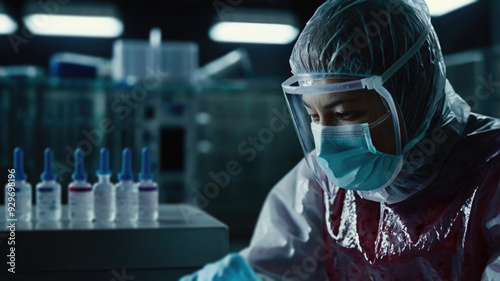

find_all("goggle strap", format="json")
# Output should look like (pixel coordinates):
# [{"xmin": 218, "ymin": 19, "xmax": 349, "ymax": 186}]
[
  {"xmin": 368, "ymin": 112, "xmax": 391, "ymax": 129},
  {"xmin": 381, "ymin": 23, "xmax": 431, "ymax": 83}
]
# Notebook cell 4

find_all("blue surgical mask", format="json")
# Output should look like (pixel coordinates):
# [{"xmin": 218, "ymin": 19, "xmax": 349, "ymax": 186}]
[{"xmin": 310, "ymin": 113, "xmax": 403, "ymax": 191}]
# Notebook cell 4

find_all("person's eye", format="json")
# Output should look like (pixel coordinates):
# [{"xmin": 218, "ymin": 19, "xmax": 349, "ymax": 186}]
[
  {"xmin": 335, "ymin": 111, "xmax": 358, "ymax": 121},
  {"xmin": 309, "ymin": 114, "xmax": 320, "ymax": 123}
]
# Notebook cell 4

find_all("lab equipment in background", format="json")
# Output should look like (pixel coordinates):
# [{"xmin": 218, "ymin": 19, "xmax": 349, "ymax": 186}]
[
  {"xmin": 49, "ymin": 52, "xmax": 111, "ymax": 79},
  {"xmin": 0, "ymin": 31, "xmax": 198, "ymax": 204},
  {"xmin": 444, "ymin": 48, "xmax": 500, "ymax": 118},
  {"xmin": 196, "ymin": 49, "xmax": 253, "ymax": 81},
  {"xmin": 93, "ymin": 148, "xmax": 115, "ymax": 221},
  {"xmin": 192, "ymin": 78, "xmax": 303, "ymax": 238},
  {"xmin": 69, "ymin": 148, "xmax": 93, "ymax": 221},
  {"xmin": 4, "ymin": 148, "xmax": 32, "ymax": 221},
  {"xmin": 115, "ymin": 148, "xmax": 138, "ymax": 221},
  {"xmin": 107, "ymin": 29, "xmax": 198, "ymax": 205},
  {"xmin": 138, "ymin": 147, "xmax": 159, "ymax": 221},
  {"xmin": 0, "ymin": 66, "xmax": 45, "ymax": 182},
  {"xmin": 40, "ymin": 76, "xmax": 107, "ymax": 190},
  {"xmin": 112, "ymin": 28, "xmax": 198, "ymax": 84},
  {"xmin": 36, "ymin": 148, "xmax": 62, "ymax": 221},
  {"xmin": 107, "ymin": 76, "xmax": 197, "ymax": 204}
]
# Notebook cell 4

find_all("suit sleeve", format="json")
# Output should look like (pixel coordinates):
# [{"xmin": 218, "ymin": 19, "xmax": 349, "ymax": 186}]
[{"xmin": 240, "ymin": 158, "xmax": 329, "ymax": 281}]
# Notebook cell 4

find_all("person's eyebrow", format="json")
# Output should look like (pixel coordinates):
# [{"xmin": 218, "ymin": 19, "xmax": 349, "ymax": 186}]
[
  {"xmin": 302, "ymin": 98, "xmax": 360, "ymax": 109},
  {"xmin": 322, "ymin": 99, "xmax": 359, "ymax": 109}
]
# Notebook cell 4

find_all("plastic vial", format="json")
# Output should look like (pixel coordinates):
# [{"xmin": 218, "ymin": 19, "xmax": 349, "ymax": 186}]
[
  {"xmin": 36, "ymin": 148, "xmax": 62, "ymax": 221},
  {"xmin": 138, "ymin": 148, "xmax": 159, "ymax": 221},
  {"xmin": 94, "ymin": 148, "xmax": 115, "ymax": 221},
  {"xmin": 4, "ymin": 148, "xmax": 32, "ymax": 221},
  {"xmin": 68, "ymin": 148, "xmax": 93, "ymax": 221},
  {"xmin": 115, "ymin": 148, "xmax": 138, "ymax": 221}
]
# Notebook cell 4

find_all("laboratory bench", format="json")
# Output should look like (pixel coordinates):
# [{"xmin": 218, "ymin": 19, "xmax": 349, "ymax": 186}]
[{"xmin": 0, "ymin": 204, "xmax": 228, "ymax": 281}]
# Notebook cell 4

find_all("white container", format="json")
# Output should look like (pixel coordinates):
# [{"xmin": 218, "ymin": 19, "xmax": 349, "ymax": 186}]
[
  {"xmin": 94, "ymin": 175, "xmax": 116, "ymax": 221},
  {"xmin": 5, "ymin": 148, "xmax": 32, "ymax": 221},
  {"xmin": 138, "ymin": 147, "xmax": 158, "ymax": 221},
  {"xmin": 94, "ymin": 148, "xmax": 115, "ymax": 221},
  {"xmin": 115, "ymin": 180, "xmax": 138, "ymax": 221},
  {"xmin": 138, "ymin": 180, "xmax": 158, "ymax": 221},
  {"xmin": 36, "ymin": 148, "xmax": 61, "ymax": 221},
  {"xmin": 36, "ymin": 180, "xmax": 61, "ymax": 221},
  {"xmin": 69, "ymin": 180, "xmax": 93, "ymax": 221},
  {"xmin": 112, "ymin": 37, "xmax": 198, "ymax": 84},
  {"xmin": 5, "ymin": 180, "xmax": 32, "ymax": 221},
  {"xmin": 115, "ymin": 148, "xmax": 138, "ymax": 221},
  {"xmin": 69, "ymin": 148, "xmax": 93, "ymax": 221}
]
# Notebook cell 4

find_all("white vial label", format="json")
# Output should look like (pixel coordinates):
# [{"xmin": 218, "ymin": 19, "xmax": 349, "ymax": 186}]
[
  {"xmin": 37, "ymin": 187, "xmax": 60, "ymax": 220},
  {"xmin": 5, "ymin": 188, "xmax": 32, "ymax": 221},
  {"xmin": 69, "ymin": 188, "xmax": 93, "ymax": 221},
  {"xmin": 116, "ymin": 191, "xmax": 138, "ymax": 221},
  {"xmin": 95, "ymin": 191, "xmax": 115, "ymax": 220},
  {"xmin": 139, "ymin": 187, "xmax": 158, "ymax": 220}
]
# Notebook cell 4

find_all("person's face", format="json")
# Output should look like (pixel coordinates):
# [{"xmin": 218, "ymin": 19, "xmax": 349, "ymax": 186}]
[{"xmin": 302, "ymin": 78, "xmax": 406, "ymax": 155}]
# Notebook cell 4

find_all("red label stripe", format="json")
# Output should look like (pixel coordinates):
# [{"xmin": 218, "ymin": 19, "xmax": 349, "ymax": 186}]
[{"xmin": 69, "ymin": 187, "xmax": 93, "ymax": 192}]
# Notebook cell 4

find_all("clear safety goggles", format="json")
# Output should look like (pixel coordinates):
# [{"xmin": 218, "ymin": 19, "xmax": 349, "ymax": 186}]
[
  {"xmin": 282, "ymin": 75, "xmax": 403, "ymax": 194},
  {"xmin": 282, "ymin": 74, "xmax": 402, "ymax": 148}
]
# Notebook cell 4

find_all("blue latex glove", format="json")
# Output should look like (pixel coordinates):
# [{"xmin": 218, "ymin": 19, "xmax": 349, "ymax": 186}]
[{"xmin": 179, "ymin": 253, "xmax": 261, "ymax": 281}]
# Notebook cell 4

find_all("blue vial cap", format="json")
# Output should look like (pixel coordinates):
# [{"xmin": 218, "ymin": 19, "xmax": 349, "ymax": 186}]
[
  {"xmin": 41, "ymin": 148, "xmax": 56, "ymax": 181},
  {"xmin": 118, "ymin": 148, "xmax": 133, "ymax": 181},
  {"xmin": 13, "ymin": 147, "xmax": 27, "ymax": 181},
  {"xmin": 72, "ymin": 148, "xmax": 87, "ymax": 181},
  {"xmin": 139, "ymin": 147, "xmax": 153, "ymax": 180},
  {"xmin": 97, "ymin": 148, "xmax": 111, "ymax": 176}
]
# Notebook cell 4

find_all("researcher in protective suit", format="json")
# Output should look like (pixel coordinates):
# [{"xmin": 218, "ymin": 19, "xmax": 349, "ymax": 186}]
[{"xmin": 181, "ymin": 0, "xmax": 500, "ymax": 280}]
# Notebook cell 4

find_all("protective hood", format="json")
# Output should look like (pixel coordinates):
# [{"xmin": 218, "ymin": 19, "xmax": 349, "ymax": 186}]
[{"xmin": 288, "ymin": 0, "xmax": 470, "ymax": 203}]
